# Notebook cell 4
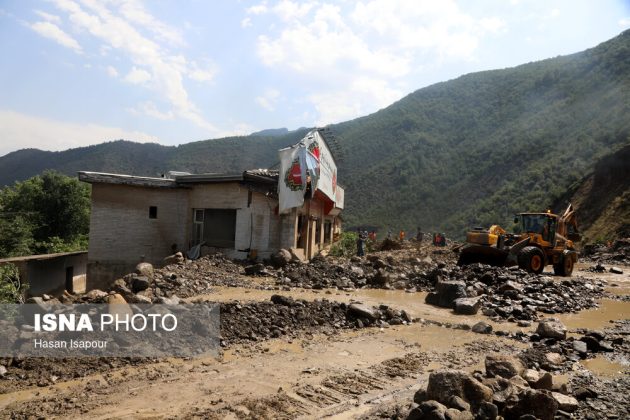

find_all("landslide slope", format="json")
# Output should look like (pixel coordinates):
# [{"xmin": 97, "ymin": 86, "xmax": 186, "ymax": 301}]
[
  {"xmin": 1, "ymin": 30, "xmax": 629, "ymax": 237},
  {"xmin": 553, "ymin": 144, "xmax": 630, "ymax": 244}
]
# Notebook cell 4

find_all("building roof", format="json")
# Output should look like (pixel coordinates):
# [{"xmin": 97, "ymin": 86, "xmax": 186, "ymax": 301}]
[
  {"xmin": 0, "ymin": 250, "xmax": 87, "ymax": 264},
  {"xmin": 78, "ymin": 171, "xmax": 178, "ymax": 188},
  {"xmin": 78, "ymin": 169, "xmax": 280, "ymax": 188}
]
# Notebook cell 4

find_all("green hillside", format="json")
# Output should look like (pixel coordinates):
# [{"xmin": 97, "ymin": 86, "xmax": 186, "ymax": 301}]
[{"xmin": 1, "ymin": 30, "xmax": 629, "ymax": 238}]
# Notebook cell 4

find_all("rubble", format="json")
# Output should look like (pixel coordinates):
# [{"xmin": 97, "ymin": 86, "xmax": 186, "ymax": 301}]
[
  {"xmin": 424, "ymin": 263, "xmax": 606, "ymax": 322},
  {"xmin": 220, "ymin": 297, "xmax": 412, "ymax": 346},
  {"xmin": 581, "ymin": 238, "xmax": 630, "ymax": 264}
]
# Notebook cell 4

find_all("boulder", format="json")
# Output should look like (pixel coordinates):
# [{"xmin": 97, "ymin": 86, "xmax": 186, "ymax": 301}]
[
  {"xmin": 426, "ymin": 370, "xmax": 493, "ymax": 411},
  {"xmin": 434, "ymin": 280, "xmax": 467, "ymax": 308},
  {"xmin": 245, "ymin": 263, "xmax": 266, "ymax": 275},
  {"xmin": 544, "ymin": 352, "xmax": 565, "ymax": 366},
  {"xmin": 476, "ymin": 402, "xmax": 498, "ymax": 420},
  {"xmin": 579, "ymin": 335, "xmax": 600, "ymax": 351},
  {"xmin": 509, "ymin": 375, "xmax": 529, "ymax": 390},
  {"xmin": 348, "ymin": 303, "xmax": 379, "ymax": 321},
  {"xmin": 413, "ymin": 388, "xmax": 428, "ymax": 404},
  {"xmin": 445, "ymin": 408, "xmax": 473, "ymax": 420},
  {"xmin": 551, "ymin": 392, "xmax": 579, "ymax": 412},
  {"xmin": 572, "ymin": 340, "xmax": 588, "ymax": 355},
  {"xmin": 504, "ymin": 389, "xmax": 558, "ymax": 420},
  {"xmin": 270, "ymin": 249, "xmax": 292, "ymax": 268},
  {"xmin": 0, "ymin": 365, "xmax": 7, "ymax": 377},
  {"xmin": 270, "ymin": 294, "xmax": 294, "ymax": 306},
  {"xmin": 131, "ymin": 276, "xmax": 150, "ymax": 293},
  {"xmin": 485, "ymin": 355, "xmax": 525, "ymax": 379},
  {"xmin": 536, "ymin": 318, "xmax": 567, "ymax": 340},
  {"xmin": 83, "ymin": 289, "xmax": 109, "ymax": 302},
  {"xmin": 453, "ymin": 297, "xmax": 482, "ymax": 315},
  {"xmin": 522, "ymin": 369, "xmax": 540, "ymax": 385},
  {"xmin": 106, "ymin": 293, "xmax": 133, "ymax": 318},
  {"xmin": 472, "ymin": 322, "xmax": 493, "ymax": 334},
  {"xmin": 609, "ymin": 267, "xmax": 623, "ymax": 274},
  {"xmin": 135, "ymin": 262, "xmax": 154, "ymax": 278},
  {"xmin": 446, "ymin": 395, "xmax": 470, "ymax": 412},
  {"xmin": 533, "ymin": 372, "xmax": 553, "ymax": 390}
]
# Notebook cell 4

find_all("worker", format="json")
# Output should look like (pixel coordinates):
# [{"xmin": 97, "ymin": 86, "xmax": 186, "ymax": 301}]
[
  {"xmin": 416, "ymin": 227, "xmax": 423, "ymax": 243},
  {"xmin": 399, "ymin": 229, "xmax": 405, "ymax": 242},
  {"xmin": 356, "ymin": 230, "xmax": 365, "ymax": 257}
]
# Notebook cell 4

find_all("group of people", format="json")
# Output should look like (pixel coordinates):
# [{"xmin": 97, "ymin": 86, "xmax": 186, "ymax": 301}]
[{"xmin": 355, "ymin": 227, "xmax": 448, "ymax": 256}]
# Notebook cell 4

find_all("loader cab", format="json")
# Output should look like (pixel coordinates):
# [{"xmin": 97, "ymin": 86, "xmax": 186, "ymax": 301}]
[{"xmin": 515, "ymin": 213, "xmax": 557, "ymax": 244}]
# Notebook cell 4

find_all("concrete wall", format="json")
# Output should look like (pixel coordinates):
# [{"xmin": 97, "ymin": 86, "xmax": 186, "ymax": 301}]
[
  {"xmin": 87, "ymin": 182, "xmax": 284, "ymax": 289},
  {"xmin": 13, "ymin": 253, "xmax": 88, "ymax": 297},
  {"xmin": 87, "ymin": 184, "xmax": 188, "ymax": 289}
]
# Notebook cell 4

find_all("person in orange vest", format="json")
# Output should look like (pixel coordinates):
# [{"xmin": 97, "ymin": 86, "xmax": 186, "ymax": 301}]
[{"xmin": 399, "ymin": 229, "xmax": 405, "ymax": 242}]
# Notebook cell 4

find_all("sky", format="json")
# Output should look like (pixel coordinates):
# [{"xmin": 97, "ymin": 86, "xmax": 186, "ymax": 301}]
[{"xmin": 0, "ymin": 0, "xmax": 629, "ymax": 157}]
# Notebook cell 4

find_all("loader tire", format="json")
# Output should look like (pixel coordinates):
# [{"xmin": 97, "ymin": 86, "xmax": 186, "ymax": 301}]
[
  {"xmin": 553, "ymin": 254, "xmax": 574, "ymax": 277},
  {"xmin": 518, "ymin": 246, "xmax": 545, "ymax": 274}
]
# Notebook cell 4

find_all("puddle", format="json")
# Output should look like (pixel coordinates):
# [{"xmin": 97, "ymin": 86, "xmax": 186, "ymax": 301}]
[
  {"xmin": 554, "ymin": 299, "xmax": 630, "ymax": 331},
  {"xmin": 581, "ymin": 356, "xmax": 628, "ymax": 378}
]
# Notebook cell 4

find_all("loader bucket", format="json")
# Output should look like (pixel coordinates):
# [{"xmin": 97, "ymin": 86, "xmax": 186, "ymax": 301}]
[{"xmin": 457, "ymin": 244, "xmax": 509, "ymax": 267}]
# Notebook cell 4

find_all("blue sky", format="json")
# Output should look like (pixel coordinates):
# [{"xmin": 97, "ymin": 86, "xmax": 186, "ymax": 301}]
[{"xmin": 0, "ymin": 0, "xmax": 629, "ymax": 157}]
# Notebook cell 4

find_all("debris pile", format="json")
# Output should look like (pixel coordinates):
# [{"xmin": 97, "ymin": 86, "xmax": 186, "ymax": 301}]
[
  {"xmin": 220, "ymin": 296, "xmax": 413, "ymax": 345},
  {"xmin": 425, "ymin": 264, "xmax": 607, "ymax": 321},
  {"xmin": 276, "ymin": 251, "xmax": 447, "ymax": 291},
  {"xmin": 406, "ymin": 349, "xmax": 589, "ymax": 420},
  {"xmin": 581, "ymin": 237, "xmax": 630, "ymax": 264}
]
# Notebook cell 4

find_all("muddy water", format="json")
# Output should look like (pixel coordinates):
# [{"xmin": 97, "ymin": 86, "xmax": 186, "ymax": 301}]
[
  {"xmin": 554, "ymin": 299, "xmax": 630, "ymax": 331},
  {"xmin": 581, "ymin": 356, "xmax": 628, "ymax": 378}
]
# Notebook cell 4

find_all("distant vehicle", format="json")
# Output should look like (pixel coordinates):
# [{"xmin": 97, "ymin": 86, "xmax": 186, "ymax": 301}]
[{"xmin": 457, "ymin": 204, "xmax": 580, "ymax": 276}]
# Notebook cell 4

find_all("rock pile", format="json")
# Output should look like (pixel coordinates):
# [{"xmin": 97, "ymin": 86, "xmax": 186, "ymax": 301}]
[
  {"xmin": 220, "ymin": 296, "xmax": 412, "ymax": 345},
  {"xmin": 581, "ymin": 238, "xmax": 630, "ymax": 264},
  {"xmin": 528, "ymin": 321, "xmax": 627, "ymax": 367},
  {"xmin": 407, "ymin": 352, "xmax": 582, "ymax": 420},
  {"xmin": 275, "ymin": 253, "xmax": 440, "ymax": 291},
  {"xmin": 425, "ymin": 264, "xmax": 606, "ymax": 321}
]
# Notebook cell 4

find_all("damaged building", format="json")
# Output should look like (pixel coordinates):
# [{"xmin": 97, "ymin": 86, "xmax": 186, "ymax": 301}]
[{"xmin": 79, "ymin": 129, "xmax": 344, "ymax": 290}]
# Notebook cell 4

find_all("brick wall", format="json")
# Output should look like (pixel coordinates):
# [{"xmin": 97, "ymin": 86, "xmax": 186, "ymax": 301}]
[{"xmin": 87, "ymin": 184, "xmax": 188, "ymax": 288}]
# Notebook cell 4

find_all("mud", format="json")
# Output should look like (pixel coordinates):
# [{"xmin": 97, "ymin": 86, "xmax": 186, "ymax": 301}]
[{"xmin": 1, "ymin": 245, "xmax": 628, "ymax": 419}]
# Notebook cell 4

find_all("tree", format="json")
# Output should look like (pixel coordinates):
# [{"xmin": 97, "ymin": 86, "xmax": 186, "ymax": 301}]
[{"xmin": 0, "ymin": 171, "xmax": 90, "ymax": 257}]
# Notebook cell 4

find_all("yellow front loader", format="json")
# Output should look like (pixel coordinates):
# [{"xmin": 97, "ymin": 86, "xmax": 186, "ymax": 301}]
[{"xmin": 457, "ymin": 205, "xmax": 580, "ymax": 276}]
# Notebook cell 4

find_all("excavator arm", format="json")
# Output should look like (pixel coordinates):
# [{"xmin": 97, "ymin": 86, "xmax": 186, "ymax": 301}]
[{"xmin": 557, "ymin": 204, "xmax": 580, "ymax": 242}]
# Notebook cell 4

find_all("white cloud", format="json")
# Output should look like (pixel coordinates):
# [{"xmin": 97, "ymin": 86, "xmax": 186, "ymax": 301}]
[
  {"xmin": 34, "ymin": 10, "xmax": 61, "ymax": 24},
  {"xmin": 253, "ymin": 0, "xmax": 504, "ymax": 124},
  {"xmin": 47, "ymin": 0, "xmax": 218, "ymax": 133},
  {"xmin": 106, "ymin": 65, "xmax": 118, "ymax": 77},
  {"xmin": 187, "ymin": 60, "xmax": 217, "ymax": 83},
  {"xmin": 0, "ymin": 110, "xmax": 159, "ymax": 157},
  {"xmin": 116, "ymin": 0, "xmax": 184, "ymax": 46},
  {"xmin": 272, "ymin": 0, "xmax": 315, "ymax": 21},
  {"xmin": 309, "ymin": 77, "xmax": 403, "ymax": 125},
  {"xmin": 255, "ymin": 88, "xmax": 281, "ymax": 111},
  {"xmin": 127, "ymin": 101, "xmax": 174, "ymax": 120},
  {"xmin": 29, "ymin": 20, "xmax": 82, "ymax": 53},
  {"xmin": 241, "ymin": 17, "xmax": 252, "ymax": 28},
  {"xmin": 124, "ymin": 66, "xmax": 152, "ymax": 84},
  {"xmin": 246, "ymin": 3, "xmax": 268, "ymax": 15},
  {"xmin": 620, "ymin": 17, "xmax": 630, "ymax": 27}
]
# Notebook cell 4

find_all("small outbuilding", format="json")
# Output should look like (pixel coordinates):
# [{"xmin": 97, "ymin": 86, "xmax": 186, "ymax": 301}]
[{"xmin": 0, "ymin": 251, "xmax": 87, "ymax": 297}]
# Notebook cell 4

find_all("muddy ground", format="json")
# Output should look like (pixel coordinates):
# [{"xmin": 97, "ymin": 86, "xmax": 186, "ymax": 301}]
[{"xmin": 0, "ymin": 242, "xmax": 628, "ymax": 419}]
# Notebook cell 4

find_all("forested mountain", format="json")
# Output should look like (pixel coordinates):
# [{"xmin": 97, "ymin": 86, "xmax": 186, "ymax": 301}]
[{"xmin": 1, "ymin": 30, "xmax": 629, "ymax": 238}]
